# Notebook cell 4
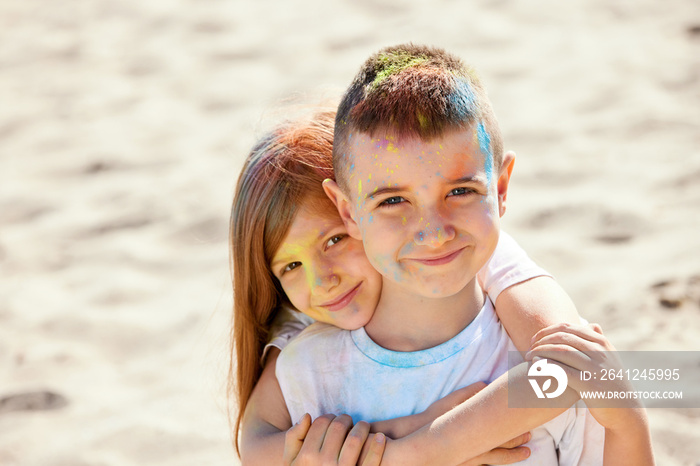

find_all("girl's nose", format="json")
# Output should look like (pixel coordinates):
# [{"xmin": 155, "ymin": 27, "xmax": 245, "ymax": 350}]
[{"xmin": 310, "ymin": 269, "xmax": 340, "ymax": 294}]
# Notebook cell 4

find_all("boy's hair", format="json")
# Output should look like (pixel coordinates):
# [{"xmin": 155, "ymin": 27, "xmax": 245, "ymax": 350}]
[
  {"xmin": 333, "ymin": 43, "xmax": 503, "ymax": 192},
  {"xmin": 228, "ymin": 109, "xmax": 336, "ymax": 456}
]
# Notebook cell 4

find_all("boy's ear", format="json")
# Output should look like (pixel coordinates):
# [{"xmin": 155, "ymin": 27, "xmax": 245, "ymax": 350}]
[
  {"xmin": 322, "ymin": 179, "xmax": 362, "ymax": 240},
  {"xmin": 496, "ymin": 151, "xmax": 516, "ymax": 217}
]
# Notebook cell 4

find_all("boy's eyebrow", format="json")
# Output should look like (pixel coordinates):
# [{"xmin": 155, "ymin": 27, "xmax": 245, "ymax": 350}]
[
  {"xmin": 447, "ymin": 175, "xmax": 488, "ymax": 185},
  {"xmin": 365, "ymin": 186, "xmax": 404, "ymax": 200},
  {"xmin": 366, "ymin": 175, "xmax": 487, "ymax": 200}
]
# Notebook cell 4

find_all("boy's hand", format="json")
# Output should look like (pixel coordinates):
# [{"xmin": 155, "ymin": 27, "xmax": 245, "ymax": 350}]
[
  {"xmin": 283, "ymin": 413, "xmax": 385, "ymax": 466},
  {"xmin": 526, "ymin": 322, "xmax": 643, "ymax": 431}
]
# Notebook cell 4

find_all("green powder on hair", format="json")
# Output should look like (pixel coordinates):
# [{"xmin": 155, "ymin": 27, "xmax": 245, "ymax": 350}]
[{"xmin": 371, "ymin": 52, "xmax": 428, "ymax": 89}]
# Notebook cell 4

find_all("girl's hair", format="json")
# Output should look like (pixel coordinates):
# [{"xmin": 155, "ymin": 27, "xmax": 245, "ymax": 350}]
[{"xmin": 228, "ymin": 109, "xmax": 336, "ymax": 456}]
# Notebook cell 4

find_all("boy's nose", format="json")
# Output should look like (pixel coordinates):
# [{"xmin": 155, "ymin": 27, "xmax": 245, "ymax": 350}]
[{"xmin": 413, "ymin": 215, "xmax": 456, "ymax": 248}]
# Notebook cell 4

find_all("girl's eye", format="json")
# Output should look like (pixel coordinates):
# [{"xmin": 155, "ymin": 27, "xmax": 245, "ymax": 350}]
[
  {"xmin": 379, "ymin": 196, "xmax": 405, "ymax": 207},
  {"xmin": 448, "ymin": 187, "xmax": 474, "ymax": 197},
  {"xmin": 283, "ymin": 261, "xmax": 302, "ymax": 274},
  {"xmin": 325, "ymin": 234, "xmax": 346, "ymax": 249}
]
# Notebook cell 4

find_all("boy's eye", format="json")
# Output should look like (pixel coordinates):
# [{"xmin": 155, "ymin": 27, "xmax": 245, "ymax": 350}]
[
  {"xmin": 448, "ymin": 187, "xmax": 474, "ymax": 197},
  {"xmin": 325, "ymin": 234, "xmax": 346, "ymax": 249},
  {"xmin": 379, "ymin": 196, "xmax": 405, "ymax": 207},
  {"xmin": 283, "ymin": 261, "xmax": 302, "ymax": 274}
]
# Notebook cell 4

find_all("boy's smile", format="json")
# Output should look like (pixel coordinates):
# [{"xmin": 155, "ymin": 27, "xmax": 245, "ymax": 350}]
[{"xmin": 330, "ymin": 126, "xmax": 514, "ymax": 299}]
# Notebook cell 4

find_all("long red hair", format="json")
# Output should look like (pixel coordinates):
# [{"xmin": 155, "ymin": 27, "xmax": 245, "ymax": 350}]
[{"xmin": 228, "ymin": 109, "xmax": 336, "ymax": 455}]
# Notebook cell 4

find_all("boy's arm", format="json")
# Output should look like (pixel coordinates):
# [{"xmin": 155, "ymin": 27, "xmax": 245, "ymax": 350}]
[{"xmin": 239, "ymin": 348, "xmax": 291, "ymax": 465}]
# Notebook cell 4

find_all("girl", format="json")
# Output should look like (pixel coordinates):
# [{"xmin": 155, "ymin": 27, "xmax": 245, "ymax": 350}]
[{"xmin": 228, "ymin": 110, "xmax": 650, "ymax": 465}]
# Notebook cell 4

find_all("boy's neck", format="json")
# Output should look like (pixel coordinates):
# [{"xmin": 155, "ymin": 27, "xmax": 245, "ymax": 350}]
[{"xmin": 364, "ymin": 278, "xmax": 484, "ymax": 352}]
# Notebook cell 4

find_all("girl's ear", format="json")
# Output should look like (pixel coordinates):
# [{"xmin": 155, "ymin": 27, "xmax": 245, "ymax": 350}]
[
  {"xmin": 323, "ymin": 179, "xmax": 362, "ymax": 240},
  {"xmin": 497, "ymin": 151, "xmax": 515, "ymax": 217}
]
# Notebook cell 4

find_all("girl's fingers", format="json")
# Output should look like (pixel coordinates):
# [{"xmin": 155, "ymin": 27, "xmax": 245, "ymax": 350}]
[
  {"xmin": 319, "ymin": 414, "xmax": 354, "ymax": 461},
  {"xmin": 530, "ymin": 323, "xmax": 609, "ymax": 351},
  {"xmin": 536, "ymin": 350, "xmax": 590, "ymax": 382},
  {"xmin": 337, "ymin": 420, "xmax": 371, "ymax": 465},
  {"xmin": 526, "ymin": 344, "xmax": 593, "ymax": 372},
  {"xmin": 283, "ymin": 413, "xmax": 312, "ymax": 465},
  {"xmin": 497, "ymin": 431, "xmax": 531, "ymax": 449},
  {"xmin": 474, "ymin": 446, "xmax": 531, "ymax": 465},
  {"xmin": 359, "ymin": 433, "xmax": 386, "ymax": 466},
  {"xmin": 301, "ymin": 414, "xmax": 336, "ymax": 453}
]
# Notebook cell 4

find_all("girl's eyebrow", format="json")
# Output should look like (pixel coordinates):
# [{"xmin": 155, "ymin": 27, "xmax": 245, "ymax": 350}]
[{"xmin": 269, "ymin": 228, "xmax": 332, "ymax": 269}]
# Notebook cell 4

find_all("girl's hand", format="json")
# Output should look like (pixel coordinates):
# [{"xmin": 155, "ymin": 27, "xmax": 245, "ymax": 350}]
[
  {"xmin": 526, "ymin": 322, "xmax": 643, "ymax": 431},
  {"xmin": 283, "ymin": 413, "xmax": 385, "ymax": 466},
  {"xmin": 458, "ymin": 431, "xmax": 531, "ymax": 465}
]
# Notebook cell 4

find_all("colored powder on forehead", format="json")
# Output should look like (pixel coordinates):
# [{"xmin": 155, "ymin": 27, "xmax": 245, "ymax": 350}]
[
  {"xmin": 371, "ymin": 52, "xmax": 429, "ymax": 89},
  {"xmin": 476, "ymin": 121, "xmax": 493, "ymax": 183}
]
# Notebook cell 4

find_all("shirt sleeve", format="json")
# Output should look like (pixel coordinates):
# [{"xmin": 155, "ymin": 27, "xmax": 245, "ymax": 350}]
[
  {"xmin": 477, "ymin": 231, "xmax": 552, "ymax": 303},
  {"xmin": 261, "ymin": 305, "xmax": 315, "ymax": 363}
]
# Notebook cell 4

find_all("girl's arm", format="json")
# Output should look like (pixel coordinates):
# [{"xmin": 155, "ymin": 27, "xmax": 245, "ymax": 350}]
[
  {"xmin": 377, "ymin": 362, "xmax": 583, "ymax": 465},
  {"xmin": 240, "ymin": 348, "xmax": 387, "ymax": 465},
  {"xmin": 239, "ymin": 348, "xmax": 291, "ymax": 465},
  {"xmin": 495, "ymin": 275, "xmax": 581, "ymax": 351},
  {"xmin": 479, "ymin": 231, "xmax": 581, "ymax": 352},
  {"xmin": 529, "ymin": 323, "xmax": 654, "ymax": 466},
  {"xmin": 241, "ymin": 351, "xmax": 528, "ymax": 465}
]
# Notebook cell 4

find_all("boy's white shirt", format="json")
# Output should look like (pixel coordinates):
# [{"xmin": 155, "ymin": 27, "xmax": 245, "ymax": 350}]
[
  {"xmin": 276, "ymin": 298, "xmax": 604, "ymax": 465},
  {"xmin": 262, "ymin": 230, "xmax": 549, "ymax": 362}
]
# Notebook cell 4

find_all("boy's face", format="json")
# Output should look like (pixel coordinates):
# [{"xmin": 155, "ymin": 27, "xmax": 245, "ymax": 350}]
[{"xmin": 327, "ymin": 126, "xmax": 514, "ymax": 298}]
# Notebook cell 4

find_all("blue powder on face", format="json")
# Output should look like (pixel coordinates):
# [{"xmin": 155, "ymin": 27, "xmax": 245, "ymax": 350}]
[{"xmin": 477, "ymin": 122, "xmax": 493, "ymax": 183}]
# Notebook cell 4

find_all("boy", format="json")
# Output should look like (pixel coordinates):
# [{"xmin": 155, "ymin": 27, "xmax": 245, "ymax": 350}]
[{"xmin": 276, "ymin": 44, "xmax": 652, "ymax": 464}]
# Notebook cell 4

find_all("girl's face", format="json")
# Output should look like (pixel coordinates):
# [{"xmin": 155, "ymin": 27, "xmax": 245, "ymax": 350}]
[{"xmin": 271, "ymin": 199, "xmax": 382, "ymax": 330}]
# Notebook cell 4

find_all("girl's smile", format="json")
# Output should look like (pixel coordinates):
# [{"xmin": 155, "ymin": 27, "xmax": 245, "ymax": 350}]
[{"xmin": 271, "ymin": 198, "xmax": 382, "ymax": 329}]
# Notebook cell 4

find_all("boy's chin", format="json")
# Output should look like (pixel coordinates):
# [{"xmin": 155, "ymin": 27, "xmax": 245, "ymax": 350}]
[{"xmin": 397, "ymin": 277, "xmax": 473, "ymax": 299}]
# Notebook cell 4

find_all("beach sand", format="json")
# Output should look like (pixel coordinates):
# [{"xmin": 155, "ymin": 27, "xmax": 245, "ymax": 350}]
[{"xmin": 1, "ymin": 0, "xmax": 699, "ymax": 464}]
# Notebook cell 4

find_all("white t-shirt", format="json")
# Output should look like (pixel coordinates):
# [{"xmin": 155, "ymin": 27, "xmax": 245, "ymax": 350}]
[
  {"xmin": 276, "ymin": 299, "xmax": 604, "ymax": 465},
  {"xmin": 263, "ymin": 230, "xmax": 549, "ymax": 361}
]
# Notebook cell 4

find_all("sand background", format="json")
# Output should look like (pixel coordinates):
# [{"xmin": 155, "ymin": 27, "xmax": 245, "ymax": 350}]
[{"xmin": 1, "ymin": 0, "xmax": 699, "ymax": 464}]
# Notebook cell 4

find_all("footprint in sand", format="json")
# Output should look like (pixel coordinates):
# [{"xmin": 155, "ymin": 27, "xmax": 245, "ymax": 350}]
[
  {"xmin": 0, "ymin": 391, "xmax": 69, "ymax": 414},
  {"xmin": 650, "ymin": 275, "xmax": 700, "ymax": 310}
]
